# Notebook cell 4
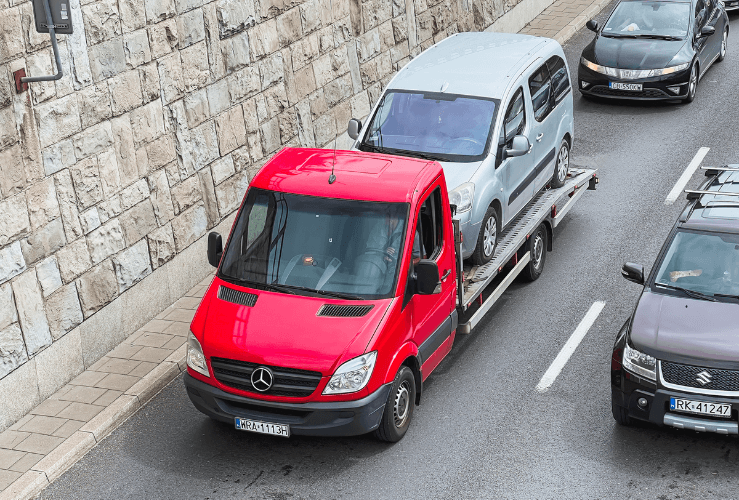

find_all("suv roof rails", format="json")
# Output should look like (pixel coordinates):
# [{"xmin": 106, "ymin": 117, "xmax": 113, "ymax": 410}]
[{"xmin": 702, "ymin": 166, "xmax": 739, "ymax": 177}]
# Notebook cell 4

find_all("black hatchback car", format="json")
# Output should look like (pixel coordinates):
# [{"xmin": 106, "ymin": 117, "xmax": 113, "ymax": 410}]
[
  {"xmin": 612, "ymin": 167, "xmax": 739, "ymax": 435},
  {"xmin": 579, "ymin": 0, "xmax": 729, "ymax": 103}
]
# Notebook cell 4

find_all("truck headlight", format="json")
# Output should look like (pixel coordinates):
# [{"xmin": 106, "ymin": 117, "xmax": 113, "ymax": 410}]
[
  {"xmin": 449, "ymin": 183, "xmax": 475, "ymax": 214},
  {"xmin": 323, "ymin": 351, "xmax": 377, "ymax": 395},
  {"xmin": 187, "ymin": 332, "xmax": 210, "ymax": 377},
  {"xmin": 622, "ymin": 343, "xmax": 656, "ymax": 382}
]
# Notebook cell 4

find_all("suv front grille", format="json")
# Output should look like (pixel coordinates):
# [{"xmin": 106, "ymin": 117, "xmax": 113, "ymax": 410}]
[
  {"xmin": 661, "ymin": 361, "xmax": 739, "ymax": 392},
  {"xmin": 210, "ymin": 358, "xmax": 322, "ymax": 397}
]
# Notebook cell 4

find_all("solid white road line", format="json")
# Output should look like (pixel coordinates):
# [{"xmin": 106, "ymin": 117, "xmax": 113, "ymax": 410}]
[
  {"xmin": 664, "ymin": 147, "xmax": 710, "ymax": 205},
  {"xmin": 536, "ymin": 301, "xmax": 606, "ymax": 393}
]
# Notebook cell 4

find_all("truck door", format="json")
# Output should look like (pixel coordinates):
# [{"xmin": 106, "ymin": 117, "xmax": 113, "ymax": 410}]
[
  {"xmin": 407, "ymin": 186, "xmax": 456, "ymax": 368},
  {"xmin": 498, "ymin": 87, "xmax": 533, "ymax": 226}
]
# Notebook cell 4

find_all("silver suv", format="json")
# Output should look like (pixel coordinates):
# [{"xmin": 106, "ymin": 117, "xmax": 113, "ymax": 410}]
[{"xmin": 350, "ymin": 32, "xmax": 575, "ymax": 264}]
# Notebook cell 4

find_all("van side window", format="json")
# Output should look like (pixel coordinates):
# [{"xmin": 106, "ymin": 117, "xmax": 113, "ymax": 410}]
[
  {"xmin": 529, "ymin": 64, "xmax": 552, "ymax": 122},
  {"xmin": 416, "ymin": 187, "xmax": 444, "ymax": 262},
  {"xmin": 546, "ymin": 56, "xmax": 570, "ymax": 105},
  {"xmin": 499, "ymin": 87, "xmax": 526, "ymax": 151}
]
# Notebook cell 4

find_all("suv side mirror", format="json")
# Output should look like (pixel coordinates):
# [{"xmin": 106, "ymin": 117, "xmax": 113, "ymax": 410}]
[
  {"xmin": 505, "ymin": 135, "xmax": 530, "ymax": 158},
  {"xmin": 348, "ymin": 118, "xmax": 362, "ymax": 140},
  {"xmin": 415, "ymin": 260, "xmax": 441, "ymax": 295},
  {"xmin": 586, "ymin": 20, "xmax": 598, "ymax": 32},
  {"xmin": 622, "ymin": 262, "xmax": 645, "ymax": 285},
  {"xmin": 208, "ymin": 232, "xmax": 223, "ymax": 268},
  {"xmin": 700, "ymin": 25, "xmax": 715, "ymax": 38}
]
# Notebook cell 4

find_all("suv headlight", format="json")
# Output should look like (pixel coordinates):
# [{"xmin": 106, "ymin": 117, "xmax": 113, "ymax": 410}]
[
  {"xmin": 622, "ymin": 343, "xmax": 656, "ymax": 381},
  {"xmin": 323, "ymin": 351, "xmax": 377, "ymax": 395},
  {"xmin": 187, "ymin": 332, "xmax": 210, "ymax": 377},
  {"xmin": 449, "ymin": 183, "xmax": 475, "ymax": 214}
]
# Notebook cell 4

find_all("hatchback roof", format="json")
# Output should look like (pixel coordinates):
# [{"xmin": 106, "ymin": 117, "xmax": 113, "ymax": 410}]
[
  {"xmin": 387, "ymin": 32, "xmax": 555, "ymax": 99},
  {"xmin": 682, "ymin": 169, "xmax": 739, "ymax": 232}
]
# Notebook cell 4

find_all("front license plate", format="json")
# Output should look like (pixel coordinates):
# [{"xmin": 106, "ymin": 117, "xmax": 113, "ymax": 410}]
[
  {"xmin": 235, "ymin": 417, "xmax": 290, "ymax": 437},
  {"xmin": 609, "ymin": 82, "xmax": 642, "ymax": 91},
  {"xmin": 670, "ymin": 398, "xmax": 731, "ymax": 418}
]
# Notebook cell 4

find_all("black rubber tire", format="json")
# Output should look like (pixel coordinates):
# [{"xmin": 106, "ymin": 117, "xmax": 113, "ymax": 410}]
[
  {"xmin": 682, "ymin": 62, "xmax": 698, "ymax": 104},
  {"xmin": 375, "ymin": 366, "xmax": 416, "ymax": 443},
  {"xmin": 612, "ymin": 401, "xmax": 632, "ymax": 426},
  {"xmin": 521, "ymin": 223, "xmax": 547, "ymax": 282},
  {"xmin": 550, "ymin": 139, "xmax": 570, "ymax": 189},
  {"xmin": 718, "ymin": 28, "xmax": 728, "ymax": 62},
  {"xmin": 471, "ymin": 207, "xmax": 499, "ymax": 266}
]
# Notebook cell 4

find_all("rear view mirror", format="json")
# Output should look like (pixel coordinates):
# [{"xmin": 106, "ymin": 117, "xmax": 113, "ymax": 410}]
[
  {"xmin": 586, "ymin": 20, "xmax": 598, "ymax": 32},
  {"xmin": 700, "ymin": 25, "xmax": 715, "ymax": 38},
  {"xmin": 622, "ymin": 262, "xmax": 645, "ymax": 285},
  {"xmin": 348, "ymin": 118, "xmax": 362, "ymax": 140},
  {"xmin": 415, "ymin": 260, "xmax": 441, "ymax": 295},
  {"xmin": 505, "ymin": 135, "xmax": 530, "ymax": 158},
  {"xmin": 208, "ymin": 232, "xmax": 223, "ymax": 268}
]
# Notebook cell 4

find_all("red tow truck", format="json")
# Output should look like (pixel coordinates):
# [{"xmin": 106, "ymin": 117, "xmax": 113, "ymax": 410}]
[{"xmin": 185, "ymin": 148, "xmax": 597, "ymax": 442}]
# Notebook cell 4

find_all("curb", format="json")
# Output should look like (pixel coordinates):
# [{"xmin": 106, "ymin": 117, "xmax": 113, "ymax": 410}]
[{"xmin": 554, "ymin": 0, "xmax": 614, "ymax": 45}]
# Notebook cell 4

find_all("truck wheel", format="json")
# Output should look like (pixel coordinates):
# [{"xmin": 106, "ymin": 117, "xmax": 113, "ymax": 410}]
[
  {"xmin": 612, "ymin": 401, "xmax": 631, "ymax": 426},
  {"xmin": 521, "ymin": 223, "xmax": 547, "ymax": 282},
  {"xmin": 375, "ymin": 366, "xmax": 416, "ymax": 443},
  {"xmin": 471, "ymin": 207, "xmax": 498, "ymax": 266},
  {"xmin": 550, "ymin": 139, "xmax": 569, "ymax": 188}
]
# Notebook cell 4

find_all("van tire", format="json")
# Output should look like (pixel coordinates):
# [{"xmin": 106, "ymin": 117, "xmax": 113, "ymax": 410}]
[
  {"xmin": 471, "ymin": 207, "xmax": 498, "ymax": 266},
  {"xmin": 521, "ymin": 223, "xmax": 547, "ymax": 282},
  {"xmin": 612, "ymin": 401, "xmax": 632, "ymax": 426},
  {"xmin": 550, "ymin": 139, "xmax": 569, "ymax": 188},
  {"xmin": 374, "ymin": 366, "xmax": 416, "ymax": 442}
]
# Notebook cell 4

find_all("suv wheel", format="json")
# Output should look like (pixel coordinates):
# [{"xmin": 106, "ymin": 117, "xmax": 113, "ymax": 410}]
[
  {"xmin": 550, "ymin": 139, "xmax": 570, "ymax": 188},
  {"xmin": 375, "ymin": 366, "xmax": 416, "ymax": 442},
  {"xmin": 612, "ymin": 401, "xmax": 632, "ymax": 426},
  {"xmin": 471, "ymin": 207, "xmax": 499, "ymax": 266}
]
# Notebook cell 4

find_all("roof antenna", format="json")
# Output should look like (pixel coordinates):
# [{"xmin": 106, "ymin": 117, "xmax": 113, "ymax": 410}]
[{"xmin": 329, "ymin": 137, "xmax": 337, "ymax": 184}]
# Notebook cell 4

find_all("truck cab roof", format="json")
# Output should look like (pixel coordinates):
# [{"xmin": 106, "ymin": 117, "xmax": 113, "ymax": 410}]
[
  {"xmin": 681, "ymin": 168, "xmax": 739, "ymax": 232},
  {"xmin": 250, "ymin": 148, "xmax": 442, "ymax": 203}
]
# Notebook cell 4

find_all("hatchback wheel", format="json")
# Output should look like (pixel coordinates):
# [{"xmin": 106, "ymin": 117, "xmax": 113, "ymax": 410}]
[
  {"xmin": 719, "ymin": 28, "xmax": 728, "ymax": 62},
  {"xmin": 550, "ymin": 139, "xmax": 570, "ymax": 188},
  {"xmin": 471, "ymin": 207, "xmax": 499, "ymax": 266},
  {"xmin": 375, "ymin": 366, "xmax": 416, "ymax": 443},
  {"xmin": 682, "ymin": 63, "xmax": 698, "ymax": 104}
]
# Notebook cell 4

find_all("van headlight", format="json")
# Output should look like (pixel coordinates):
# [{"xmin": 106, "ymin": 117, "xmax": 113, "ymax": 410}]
[
  {"xmin": 449, "ymin": 183, "xmax": 475, "ymax": 214},
  {"xmin": 323, "ymin": 351, "xmax": 377, "ymax": 394},
  {"xmin": 622, "ymin": 343, "xmax": 656, "ymax": 381},
  {"xmin": 187, "ymin": 332, "xmax": 210, "ymax": 377}
]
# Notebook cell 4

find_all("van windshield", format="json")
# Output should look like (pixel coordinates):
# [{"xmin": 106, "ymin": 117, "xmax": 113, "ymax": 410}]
[
  {"xmin": 358, "ymin": 91, "xmax": 498, "ymax": 163},
  {"xmin": 219, "ymin": 188, "xmax": 409, "ymax": 300}
]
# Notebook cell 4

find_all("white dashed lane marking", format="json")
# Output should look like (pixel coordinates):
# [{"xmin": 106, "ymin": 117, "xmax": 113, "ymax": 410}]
[{"xmin": 664, "ymin": 147, "xmax": 710, "ymax": 205}]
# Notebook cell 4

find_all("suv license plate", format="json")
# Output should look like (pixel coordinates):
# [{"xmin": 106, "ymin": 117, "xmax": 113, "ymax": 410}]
[
  {"xmin": 670, "ymin": 398, "xmax": 731, "ymax": 418},
  {"xmin": 235, "ymin": 417, "xmax": 290, "ymax": 437},
  {"xmin": 609, "ymin": 82, "xmax": 642, "ymax": 91}
]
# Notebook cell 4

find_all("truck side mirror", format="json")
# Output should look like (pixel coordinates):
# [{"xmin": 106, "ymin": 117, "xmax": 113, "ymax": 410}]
[
  {"xmin": 208, "ymin": 232, "xmax": 223, "ymax": 268},
  {"xmin": 505, "ymin": 135, "xmax": 530, "ymax": 158},
  {"xmin": 586, "ymin": 20, "xmax": 598, "ymax": 32},
  {"xmin": 621, "ymin": 262, "xmax": 645, "ymax": 285},
  {"xmin": 415, "ymin": 260, "xmax": 441, "ymax": 295},
  {"xmin": 348, "ymin": 118, "xmax": 362, "ymax": 140}
]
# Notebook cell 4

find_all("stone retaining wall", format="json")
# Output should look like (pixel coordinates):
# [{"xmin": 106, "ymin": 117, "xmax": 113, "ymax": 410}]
[{"xmin": 0, "ymin": 0, "xmax": 556, "ymax": 431}]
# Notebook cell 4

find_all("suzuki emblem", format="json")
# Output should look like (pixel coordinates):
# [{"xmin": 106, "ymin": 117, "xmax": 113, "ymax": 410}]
[
  {"xmin": 695, "ymin": 370, "xmax": 712, "ymax": 386},
  {"xmin": 251, "ymin": 366, "xmax": 274, "ymax": 392}
]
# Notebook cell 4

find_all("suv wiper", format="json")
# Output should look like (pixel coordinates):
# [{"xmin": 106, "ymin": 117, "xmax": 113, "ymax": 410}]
[
  {"xmin": 655, "ymin": 282, "xmax": 718, "ymax": 302},
  {"xmin": 268, "ymin": 282, "xmax": 364, "ymax": 301}
]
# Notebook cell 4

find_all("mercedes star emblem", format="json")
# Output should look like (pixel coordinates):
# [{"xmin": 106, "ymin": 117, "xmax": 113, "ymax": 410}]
[
  {"xmin": 251, "ymin": 366, "xmax": 274, "ymax": 392},
  {"xmin": 695, "ymin": 370, "xmax": 712, "ymax": 386}
]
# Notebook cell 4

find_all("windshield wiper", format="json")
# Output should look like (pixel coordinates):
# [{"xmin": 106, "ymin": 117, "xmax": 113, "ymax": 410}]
[
  {"xmin": 630, "ymin": 34, "xmax": 682, "ymax": 41},
  {"xmin": 711, "ymin": 293, "xmax": 739, "ymax": 301},
  {"xmin": 268, "ymin": 282, "xmax": 364, "ymax": 301},
  {"xmin": 655, "ymin": 282, "xmax": 718, "ymax": 302}
]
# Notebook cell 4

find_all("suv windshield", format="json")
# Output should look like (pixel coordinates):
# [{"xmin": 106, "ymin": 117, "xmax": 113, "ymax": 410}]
[
  {"xmin": 220, "ymin": 188, "xmax": 409, "ymax": 300},
  {"xmin": 603, "ymin": 1, "xmax": 690, "ymax": 38},
  {"xmin": 358, "ymin": 91, "xmax": 498, "ymax": 163},
  {"xmin": 653, "ymin": 229, "xmax": 739, "ymax": 300}
]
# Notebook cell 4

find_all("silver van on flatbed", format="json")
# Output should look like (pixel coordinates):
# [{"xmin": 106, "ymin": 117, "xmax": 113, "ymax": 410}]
[{"xmin": 349, "ymin": 32, "xmax": 575, "ymax": 265}]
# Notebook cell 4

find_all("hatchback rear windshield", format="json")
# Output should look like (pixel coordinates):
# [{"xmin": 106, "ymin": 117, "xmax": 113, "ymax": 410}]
[
  {"xmin": 219, "ymin": 188, "xmax": 409, "ymax": 300},
  {"xmin": 358, "ymin": 91, "xmax": 498, "ymax": 163},
  {"xmin": 603, "ymin": 1, "xmax": 690, "ymax": 38}
]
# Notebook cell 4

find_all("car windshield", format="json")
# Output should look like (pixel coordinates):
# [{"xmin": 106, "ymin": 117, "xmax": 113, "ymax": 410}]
[
  {"xmin": 653, "ymin": 229, "xmax": 739, "ymax": 300},
  {"xmin": 603, "ymin": 1, "xmax": 690, "ymax": 38},
  {"xmin": 359, "ymin": 91, "xmax": 498, "ymax": 162},
  {"xmin": 219, "ymin": 188, "xmax": 409, "ymax": 300}
]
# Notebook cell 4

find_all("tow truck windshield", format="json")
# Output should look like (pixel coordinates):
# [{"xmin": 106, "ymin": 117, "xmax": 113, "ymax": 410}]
[{"xmin": 220, "ymin": 188, "xmax": 409, "ymax": 300}]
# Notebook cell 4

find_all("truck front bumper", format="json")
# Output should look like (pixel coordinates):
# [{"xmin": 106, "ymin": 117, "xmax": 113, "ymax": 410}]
[{"xmin": 184, "ymin": 374, "xmax": 392, "ymax": 437}]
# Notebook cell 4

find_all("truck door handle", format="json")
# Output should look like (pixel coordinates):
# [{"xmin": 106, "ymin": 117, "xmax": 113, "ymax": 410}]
[
  {"xmin": 441, "ymin": 269, "xmax": 451, "ymax": 281},
  {"xmin": 536, "ymin": 133, "xmax": 544, "ymax": 142}
]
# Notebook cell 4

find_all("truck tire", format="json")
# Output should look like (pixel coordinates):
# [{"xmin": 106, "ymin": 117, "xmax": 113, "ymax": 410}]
[
  {"xmin": 612, "ymin": 401, "xmax": 631, "ymax": 426},
  {"xmin": 375, "ymin": 366, "xmax": 416, "ymax": 443},
  {"xmin": 521, "ymin": 223, "xmax": 547, "ymax": 282},
  {"xmin": 471, "ymin": 207, "xmax": 498, "ymax": 266},
  {"xmin": 550, "ymin": 139, "xmax": 569, "ymax": 188}
]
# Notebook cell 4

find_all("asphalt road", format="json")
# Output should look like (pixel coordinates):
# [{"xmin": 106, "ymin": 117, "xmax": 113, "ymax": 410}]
[{"xmin": 42, "ymin": 7, "xmax": 739, "ymax": 500}]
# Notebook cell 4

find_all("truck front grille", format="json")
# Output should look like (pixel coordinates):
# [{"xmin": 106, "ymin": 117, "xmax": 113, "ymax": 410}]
[
  {"xmin": 210, "ymin": 358, "xmax": 322, "ymax": 397},
  {"xmin": 661, "ymin": 361, "xmax": 739, "ymax": 392}
]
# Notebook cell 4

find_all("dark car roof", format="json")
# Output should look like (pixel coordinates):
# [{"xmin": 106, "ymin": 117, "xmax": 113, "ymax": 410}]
[{"xmin": 680, "ymin": 168, "xmax": 739, "ymax": 232}]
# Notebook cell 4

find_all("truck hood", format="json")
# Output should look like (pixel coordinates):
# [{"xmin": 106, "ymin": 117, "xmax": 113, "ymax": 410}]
[
  {"xmin": 630, "ymin": 291, "xmax": 739, "ymax": 368},
  {"xmin": 438, "ymin": 160, "xmax": 484, "ymax": 193},
  {"xmin": 201, "ymin": 282, "xmax": 392, "ymax": 375}
]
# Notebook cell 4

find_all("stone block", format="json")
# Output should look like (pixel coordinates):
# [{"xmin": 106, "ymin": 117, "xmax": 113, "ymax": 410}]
[
  {"xmin": 157, "ymin": 52, "xmax": 184, "ymax": 104},
  {"xmin": 0, "ymin": 144, "xmax": 26, "ymax": 198},
  {"xmin": 216, "ymin": 0, "xmax": 256, "ymax": 38},
  {"xmin": 215, "ymin": 105, "xmax": 247, "ymax": 155},
  {"xmin": 147, "ymin": 169, "xmax": 175, "ymax": 225},
  {"xmin": 333, "ymin": 17, "xmax": 352, "ymax": 47},
  {"xmin": 205, "ymin": 82, "xmax": 228, "ymax": 119},
  {"xmin": 98, "ymin": 148, "xmax": 122, "ymax": 198},
  {"xmin": 36, "ymin": 256, "xmax": 62, "ymax": 297},
  {"xmin": 119, "ymin": 0, "xmax": 146, "ymax": 33},
  {"xmin": 313, "ymin": 111, "xmax": 336, "ymax": 146},
  {"xmin": 246, "ymin": 130, "xmax": 264, "ymax": 162},
  {"xmin": 42, "ymin": 141, "xmax": 76, "ymax": 179},
  {"xmin": 197, "ymin": 168, "xmax": 219, "ymax": 228},
  {"xmin": 176, "ymin": 0, "xmax": 206, "ymax": 14},
  {"xmin": 110, "ymin": 116, "xmax": 138, "ymax": 187},
  {"xmin": 290, "ymin": 33, "xmax": 319, "ymax": 71},
  {"xmin": 256, "ymin": 0, "xmax": 302, "ymax": 20},
  {"xmin": 202, "ymin": 2, "xmax": 225, "ymax": 81},
  {"xmin": 312, "ymin": 47, "xmax": 348, "ymax": 87},
  {"xmin": 45, "ymin": 285, "xmax": 84, "ymax": 341},
  {"xmin": 210, "ymin": 155, "xmax": 235, "ymax": 184},
  {"xmin": 147, "ymin": 18, "xmax": 178, "ymax": 59},
  {"xmin": 78, "ymin": 83, "xmax": 112, "ymax": 130},
  {"xmin": 35, "ymin": 327, "xmax": 84, "ymax": 400},
  {"xmin": 0, "ymin": 65, "xmax": 10, "ymax": 108},
  {"xmin": 53, "ymin": 170, "xmax": 83, "ymax": 242},
  {"xmin": 227, "ymin": 65, "xmax": 260, "ymax": 102},
  {"xmin": 170, "ymin": 175, "xmax": 202, "ymax": 214},
  {"xmin": 178, "ymin": 8, "xmax": 205, "ymax": 48},
  {"xmin": 89, "ymin": 38, "xmax": 127, "ymax": 82},
  {"xmin": 145, "ymin": 134, "xmax": 176, "ymax": 170},
  {"xmin": 80, "ymin": 207, "xmax": 102, "ymax": 234},
  {"xmin": 171, "ymin": 201, "xmax": 207, "ymax": 251},
  {"xmin": 0, "ymin": 107, "xmax": 18, "ymax": 150},
  {"xmin": 215, "ymin": 169, "xmax": 249, "ymax": 216},
  {"xmin": 249, "ymin": 18, "xmax": 279, "ymax": 60},
  {"xmin": 20, "ymin": 218, "xmax": 66, "ymax": 266},
  {"xmin": 120, "ymin": 178, "xmax": 150, "ymax": 210},
  {"xmin": 147, "ymin": 223, "xmax": 175, "ymax": 268},
  {"xmin": 70, "ymin": 157, "xmax": 103, "ymax": 209},
  {"xmin": 0, "ymin": 282, "xmax": 17, "ymax": 331},
  {"xmin": 82, "ymin": 0, "xmax": 122, "ymax": 46},
  {"xmin": 27, "ymin": 50, "xmax": 57, "ymax": 105},
  {"xmin": 25, "ymin": 178, "xmax": 60, "ymax": 232},
  {"xmin": 123, "ymin": 29, "xmax": 152, "ymax": 68},
  {"xmin": 72, "ymin": 122, "xmax": 114, "ymax": 161},
  {"xmin": 0, "ymin": 194, "xmax": 30, "ymax": 246},
  {"xmin": 120, "ymin": 198, "xmax": 157, "ymax": 244},
  {"xmin": 0, "ymin": 241, "xmax": 26, "ymax": 285},
  {"xmin": 180, "ymin": 41, "xmax": 210, "ymax": 92},
  {"xmin": 113, "ymin": 239, "xmax": 152, "ymax": 293},
  {"xmin": 358, "ymin": 27, "xmax": 381, "ymax": 63},
  {"xmin": 144, "ymin": 0, "xmax": 175, "ymax": 23},
  {"xmin": 12, "ymin": 270, "xmax": 52, "ymax": 355},
  {"xmin": 97, "ymin": 195, "xmax": 123, "ymax": 225},
  {"xmin": 0, "ymin": 358, "xmax": 41, "ymax": 434},
  {"xmin": 130, "ymin": 99, "xmax": 165, "ymax": 145},
  {"xmin": 324, "ymin": 73, "xmax": 352, "ymax": 107},
  {"xmin": 300, "ymin": 0, "xmax": 322, "ymax": 35},
  {"xmin": 139, "ymin": 62, "xmax": 161, "ymax": 102},
  {"xmin": 109, "ymin": 71, "xmax": 144, "ymax": 116},
  {"xmin": 293, "ymin": 62, "xmax": 317, "ymax": 101},
  {"xmin": 295, "ymin": 98, "xmax": 315, "ymax": 147},
  {"xmin": 34, "ymin": 94, "xmax": 81, "ymax": 149},
  {"xmin": 87, "ymin": 220, "xmax": 126, "ymax": 264},
  {"xmin": 258, "ymin": 51, "xmax": 284, "ymax": 90},
  {"xmin": 67, "ymin": 0, "xmax": 94, "ymax": 89},
  {"xmin": 57, "ymin": 238, "xmax": 92, "ymax": 284},
  {"xmin": 278, "ymin": 107, "xmax": 298, "ymax": 143},
  {"xmin": 260, "ymin": 117, "xmax": 280, "ymax": 154},
  {"xmin": 0, "ymin": 7, "xmax": 24, "ymax": 63},
  {"xmin": 0, "ymin": 323, "xmax": 27, "ymax": 380},
  {"xmin": 242, "ymin": 96, "xmax": 258, "ymax": 132},
  {"xmin": 190, "ymin": 120, "xmax": 220, "ymax": 171},
  {"xmin": 316, "ymin": 24, "xmax": 333, "ymax": 54},
  {"xmin": 76, "ymin": 261, "xmax": 118, "ymax": 318},
  {"xmin": 184, "ymin": 88, "xmax": 210, "ymax": 128},
  {"xmin": 221, "ymin": 32, "xmax": 250, "ymax": 75},
  {"xmin": 231, "ymin": 145, "xmax": 250, "ymax": 173}
]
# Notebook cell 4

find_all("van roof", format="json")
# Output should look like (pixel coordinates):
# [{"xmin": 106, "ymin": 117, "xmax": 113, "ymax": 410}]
[
  {"xmin": 250, "ymin": 148, "xmax": 441, "ymax": 203},
  {"xmin": 387, "ymin": 32, "xmax": 556, "ymax": 99}
]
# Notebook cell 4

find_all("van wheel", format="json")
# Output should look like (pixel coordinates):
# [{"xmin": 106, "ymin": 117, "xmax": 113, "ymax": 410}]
[
  {"xmin": 521, "ymin": 223, "xmax": 547, "ymax": 282},
  {"xmin": 550, "ymin": 140, "xmax": 569, "ymax": 188},
  {"xmin": 375, "ymin": 366, "xmax": 416, "ymax": 443},
  {"xmin": 612, "ymin": 401, "xmax": 632, "ymax": 426},
  {"xmin": 471, "ymin": 207, "xmax": 498, "ymax": 266}
]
